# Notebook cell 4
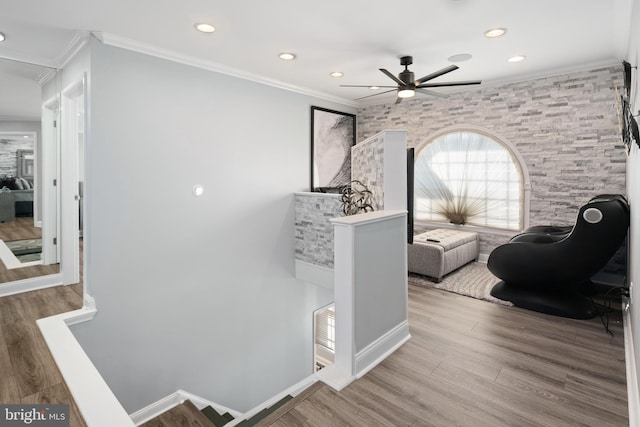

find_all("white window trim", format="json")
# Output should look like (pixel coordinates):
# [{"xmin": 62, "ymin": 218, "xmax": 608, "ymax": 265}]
[{"xmin": 415, "ymin": 124, "xmax": 531, "ymax": 232}]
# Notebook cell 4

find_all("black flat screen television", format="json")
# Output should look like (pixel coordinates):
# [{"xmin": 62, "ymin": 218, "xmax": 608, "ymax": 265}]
[{"xmin": 407, "ymin": 148, "xmax": 415, "ymax": 244}]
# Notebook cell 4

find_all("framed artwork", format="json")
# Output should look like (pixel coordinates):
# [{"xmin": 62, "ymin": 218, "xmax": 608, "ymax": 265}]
[
  {"xmin": 310, "ymin": 106, "xmax": 356, "ymax": 192},
  {"xmin": 17, "ymin": 149, "xmax": 34, "ymax": 179}
]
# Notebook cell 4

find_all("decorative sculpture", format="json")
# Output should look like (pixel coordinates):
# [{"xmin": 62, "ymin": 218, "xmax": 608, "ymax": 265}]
[{"xmin": 341, "ymin": 180, "xmax": 374, "ymax": 216}]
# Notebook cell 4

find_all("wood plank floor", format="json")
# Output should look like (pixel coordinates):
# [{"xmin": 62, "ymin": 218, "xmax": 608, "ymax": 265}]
[
  {"xmin": 140, "ymin": 400, "xmax": 214, "ymax": 427},
  {"xmin": 0, "ymin": 264, "xmax": 628, "ymax": 427},
  {"xmin": 264, "ymin": 284, "xmax": 628, "ymax": 426},
  {"xmin": 0, "ymin": 279, "xmax": 85, "ymax": 426}
]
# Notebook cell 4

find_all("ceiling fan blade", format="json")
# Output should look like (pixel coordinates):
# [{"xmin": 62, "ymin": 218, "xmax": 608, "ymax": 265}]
[
  {"xmin": 415, "ymin": 65, "xmax": 459, "ymax": 85},
  {"xmin": 416, "ymin": 88, "xmax": 449, "ymax": 99},
  {"xmin": 418, "ymin": 80, "xmax": 482, "ymax": 88},
  {"xmin": 340, "ymin": 85, "xmax": 398, "ymax": 88},
  {"xmin": 379, "ymin": 68, "xmax": 405, "ymax": 86},
  {"xmin": 354, "ymin": 88, "xmax": 398, "ymax": 100}
]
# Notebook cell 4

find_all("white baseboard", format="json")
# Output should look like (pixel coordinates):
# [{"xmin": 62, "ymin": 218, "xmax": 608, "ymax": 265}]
[
  {"xmin": 623, "ymin": 297, "xmax": 640, "ymax": 427},
  {"xmin": 354, "ymin": 320, "xmax": 411, "ymax": 378},
  {"xmin": 129, "ymin": 389, "xmax": 242, "ymax": 426},
  {"xmin": 295, "ymin": 260, "xmax": 334, "ymax": 289},
  {"xmin": 314, "ymin": 364, "xmax": 356, "ymax": 392},
  {"xmin": 315, "ymin": 321, "xmax": 410, "ymax": 392},
  {"xmin": 0, "ymin": 273, "xmax": 63, "ymax": 298}
]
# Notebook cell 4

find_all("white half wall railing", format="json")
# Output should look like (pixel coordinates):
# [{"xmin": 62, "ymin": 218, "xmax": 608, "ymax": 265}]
[{"xmin": 316, "ymin": 210, "xmax": 411, "ymax": 390}]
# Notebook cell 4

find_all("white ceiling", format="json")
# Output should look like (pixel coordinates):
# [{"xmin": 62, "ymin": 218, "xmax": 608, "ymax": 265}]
[{"xmin": 0, "ymin": 0, "xmax": 634, "ymax": 110}]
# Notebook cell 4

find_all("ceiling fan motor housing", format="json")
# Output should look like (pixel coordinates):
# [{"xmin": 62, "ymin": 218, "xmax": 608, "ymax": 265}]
[
  {"xmin": 399, "ymin": 56, "xmax": 415, "ymax": 87},
  {"xmin": 399, "ymin": 70, "xmax": 415, "ymax": 86}
]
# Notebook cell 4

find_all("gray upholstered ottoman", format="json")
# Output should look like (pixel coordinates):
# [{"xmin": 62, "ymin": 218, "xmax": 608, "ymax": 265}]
[{"xmin": 408, "ymin": 229, "xmax": 479, "ymax": 281}]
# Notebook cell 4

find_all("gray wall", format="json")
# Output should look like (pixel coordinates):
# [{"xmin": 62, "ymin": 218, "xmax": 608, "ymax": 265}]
[
  {"xmin": 357, "ymin": 66, "xmax": 626, "ymax": 251},
  {"xmin": 70, "ymin": 39, "xmax": 345, "ymax": 413}
]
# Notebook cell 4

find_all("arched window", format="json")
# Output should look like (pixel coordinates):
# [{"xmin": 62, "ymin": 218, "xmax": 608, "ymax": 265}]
[{"xmin": 415, "ymin": 130, "xmax": 526, "ymax": 231}]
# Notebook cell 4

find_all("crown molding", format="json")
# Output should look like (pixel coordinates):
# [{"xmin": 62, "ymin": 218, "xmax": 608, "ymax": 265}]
[
  {"xmin": 93, "ymin": 32, "xmax": 358, "ymax": 108},
  {"xmin": 56, "ymin": 31, "xmax": 91, "ymax": 69}
]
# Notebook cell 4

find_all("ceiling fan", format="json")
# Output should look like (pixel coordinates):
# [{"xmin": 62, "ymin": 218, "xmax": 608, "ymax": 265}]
[{"xmin": 341, "ymin": 56, "xmax": 481, "ymax": 103}]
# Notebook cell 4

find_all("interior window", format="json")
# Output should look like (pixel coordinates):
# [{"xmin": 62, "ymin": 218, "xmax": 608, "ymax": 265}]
[{"xmin": 415, "ymin": 131, "xmax": 523, "ymax": 231}]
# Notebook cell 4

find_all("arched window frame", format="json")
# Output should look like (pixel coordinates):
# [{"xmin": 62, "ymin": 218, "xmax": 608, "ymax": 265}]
[{"xmin": 415, "ymin": 125, "xmax": 531, "ymax": 233}]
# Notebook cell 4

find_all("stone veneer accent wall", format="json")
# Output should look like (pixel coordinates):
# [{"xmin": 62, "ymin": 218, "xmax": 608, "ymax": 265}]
[
  {"xmin": 351, "ymin": 133, "xmax": 385, "ymax": 210},
  {"xmin": 295, "ymin": 192, "xmax": 343, "ymax": 268},
  {"xmin": 358, "ymin": 66, "xmax": 626, "ymax": 254},
  {"xmin": 0, "ymin": 139, "xmax": 34, "ymax": 177}
]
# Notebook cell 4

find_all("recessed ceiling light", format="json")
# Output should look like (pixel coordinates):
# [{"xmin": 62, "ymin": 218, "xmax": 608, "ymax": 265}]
[
  {"xmin": 369, "ymin": 86, "xmax": 380, "ymax": 90},
  {"xmin": 330, "ymin": 71, "xmax": 344, "ymax": 78},
  {"xmin": 448, "ymin": 53, "xmax": 472, "ymax": 63},
  {"xmin": 507, "ymin": 55, "xmax": 526, "ymax": 63},
  {"xmin": 485, "ymin": 28, "xmax": 506, "ymax": 38},
  {"xmin": 0, "ymin": 32, "xmax": 5, "ymax": 42},
  {"xmin": 195, "ymin": 23, "xmax": 215, "ymax": 33},
  {"xmin": 279, "ymin": 53, "xmax": 296, "ymax": 60}
]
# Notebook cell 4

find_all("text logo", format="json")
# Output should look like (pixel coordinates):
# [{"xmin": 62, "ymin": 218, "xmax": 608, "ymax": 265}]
[{"xmin": 0, "ymin": 405, "xmax": 69, "ymax": 426}]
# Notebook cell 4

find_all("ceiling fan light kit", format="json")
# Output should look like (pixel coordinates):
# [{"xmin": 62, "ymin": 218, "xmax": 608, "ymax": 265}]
[
  {"xmin": 341, "ymin": 55, "xmax": 481, "ymax": 103},
  {"xmin": 398, "ymin": 89, "xmax": 415, "ymax": 98}
]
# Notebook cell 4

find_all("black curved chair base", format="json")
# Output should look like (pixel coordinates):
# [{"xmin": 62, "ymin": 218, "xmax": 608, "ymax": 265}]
[{"xmin": 490, "ymin": 281, "xmax": 597, "ymax": 319}]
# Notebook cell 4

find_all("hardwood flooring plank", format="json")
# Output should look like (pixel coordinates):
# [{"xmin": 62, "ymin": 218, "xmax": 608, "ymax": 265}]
[
  {"xmin": 21, "ymin": 382, "xmax": 87, "ymax": 427},
  {"xmin": 564, "ymin": 373, "xmax": 628, "ymax": 415},
  {"xmin": 495, "ymin": 365, "xmax": 627, "ymax": 426},
  {"xmin": 0, "ymin": 327, "xmax": 14, "ymax": 380},
  {"xmin": 270, "ymin": 409, "xmax": 311, "ymax": 427},
  {"xmin": 0, "ymin": 376, "xmax": 22, "ymax": 402},
  {"xmin": 141, "ymin": 400, "xmax": 213, "ymax": 427},
  {"xmin": 4, "ymin": 323, "xmax": 63, "ymax": 397},
  {"xmin": 291, "ymin": 386, "xmax": 397, "ymax": 427},
  {"xmin": 256, "ymin": 382, "xmax": 324, "ymax": 426}
]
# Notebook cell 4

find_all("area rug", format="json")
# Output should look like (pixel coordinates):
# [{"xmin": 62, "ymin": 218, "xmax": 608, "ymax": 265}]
[
  {"xmin": 5, "ymin": 238, "xmax": 42, "ymax": 262},
  {"xmin": 409, "ymin": 262, "xmax": 512, "ymax": 306}
]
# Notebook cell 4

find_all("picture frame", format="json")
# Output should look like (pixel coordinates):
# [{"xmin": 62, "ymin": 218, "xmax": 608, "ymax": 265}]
[
  {"xmin": 16, "ymin": 149, "xmax": 34, "ymax": 179},
  {"xmin": 310, "ymin": 106, "xmax": 356, "ymax": 192}
]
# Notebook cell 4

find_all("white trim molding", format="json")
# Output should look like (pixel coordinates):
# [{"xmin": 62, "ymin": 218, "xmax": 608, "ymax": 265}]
[
  {"xmin": 0, "ymin": 273, "xmax": 63, "ymax": 298},
  {"xmin": 354, "ymin": 320, "xmax": 411, "ymax": 378},
  {"xmin": 129, "ymin": 390, "xmax": 242, "ymax": 426},
  {"xmin": 37, "ymin": 307, "xmax": 135, "ymax": 427},
  {"xmin": 295, "ymin": 260, "xmax": 334, "ymax": 289},
  {"xmin": 623, "ymin": 297, "xmax": 640, "ymax": 427}
]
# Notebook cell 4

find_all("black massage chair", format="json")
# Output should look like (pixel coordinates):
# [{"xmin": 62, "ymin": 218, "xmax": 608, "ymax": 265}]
[{"xmin": 488, "ymin": 194, "xmax": 630, "ymax": 319}]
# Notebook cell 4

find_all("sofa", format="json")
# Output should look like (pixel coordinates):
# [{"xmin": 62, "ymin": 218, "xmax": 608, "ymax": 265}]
[{"xmin": 0, "ymin": 176, "xmax": 34, "ymax": 217}]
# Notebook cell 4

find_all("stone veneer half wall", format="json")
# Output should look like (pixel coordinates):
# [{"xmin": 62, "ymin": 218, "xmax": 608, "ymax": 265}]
[
  {"xmin": 294, "ymin": 192, "xmax": 342, "ymax": 269},
  {"xmin": 357, "ymin": 66, "xmax": 626, "ymax": 254},
  {"xmin": 351, "ymin": 133, "xmax": 385, "ymax": 210}
]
